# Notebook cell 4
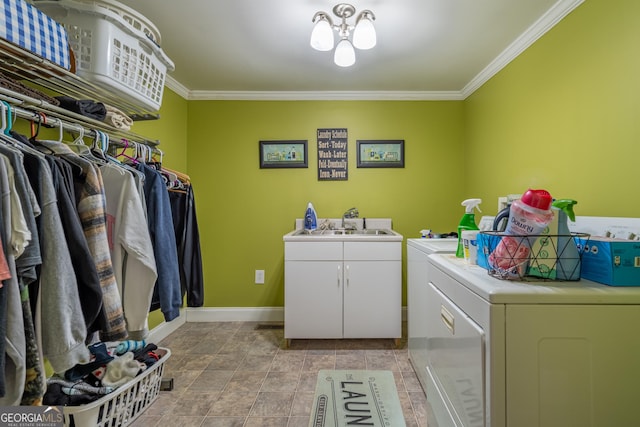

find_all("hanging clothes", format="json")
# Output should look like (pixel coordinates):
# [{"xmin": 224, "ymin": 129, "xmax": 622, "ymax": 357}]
[
  {"xmin": 46, "ymin": 156, "xmax": 106, "ymax": 335},
  {"xmin": 137, "ymin": 163, "xmax": 181, "ymax": 321},
  {"xmin": 0, "ymin": 156, "xmax": 26, "ymax": 405},
  {"xmin": 169, "ymin": 184, "xmax": 204, "ymax": 307},
  {"xmin": 101, "ymin": 162, "xmax": 157, "ymax": 340},
  {"xmin": 0, "ymin": 139, "xmax": 41, "ymax": 285},
  {"xmin": 34, "ymin": 139, "xmax": 128, "ymax": 342},
  {"xmin": 18, "ymin": 144, "xmax": 91, "ymax": 374},
  {"xmin": 0, "ymin": 139, "xmax": 46, "ymax": 404}
]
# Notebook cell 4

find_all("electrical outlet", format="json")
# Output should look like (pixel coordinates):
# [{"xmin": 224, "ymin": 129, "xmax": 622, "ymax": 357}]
[{"xmin": 255, "ymin": 270, "xmax": 265, "ymax": 284}]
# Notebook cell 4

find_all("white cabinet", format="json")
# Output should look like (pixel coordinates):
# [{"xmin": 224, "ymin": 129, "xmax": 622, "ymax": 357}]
[{"xmin": 284, "ymin": 240, "xmax": 401, "ymax": 345}]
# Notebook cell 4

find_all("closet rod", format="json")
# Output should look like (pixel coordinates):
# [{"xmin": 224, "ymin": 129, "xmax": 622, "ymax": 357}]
[{"xmin": 0, "ymin": 88, "xmax": 159, "ymax": 150}]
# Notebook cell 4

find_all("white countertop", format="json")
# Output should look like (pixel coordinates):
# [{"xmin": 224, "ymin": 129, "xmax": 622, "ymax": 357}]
[
  {"xmin": 429, "ymin": 253, "xmax": 640, "ymax": 304},
  {"xmin": 283, "ymin": 228, "xmax": 403, "ymax": 242},
  {"xmin": 284, "ymin": 217, "xmax": 403, "ymax": 242}
]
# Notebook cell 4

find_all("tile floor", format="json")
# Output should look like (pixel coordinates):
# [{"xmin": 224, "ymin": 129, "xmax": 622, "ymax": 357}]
[{"xmin": 130, "ymin": 321, "xmax": 429, "ymax": 427}]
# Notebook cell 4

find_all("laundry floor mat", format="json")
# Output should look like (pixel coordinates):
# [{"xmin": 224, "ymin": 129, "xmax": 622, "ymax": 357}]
[{"xmin": 309, "ymin": 370, "xmax": 406, "ymax": 427}]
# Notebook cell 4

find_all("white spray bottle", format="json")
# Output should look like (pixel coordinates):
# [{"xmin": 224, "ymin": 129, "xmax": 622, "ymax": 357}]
[{"xmin": 456, "ymin": 198, "xmax": 482, "ymax": 258}]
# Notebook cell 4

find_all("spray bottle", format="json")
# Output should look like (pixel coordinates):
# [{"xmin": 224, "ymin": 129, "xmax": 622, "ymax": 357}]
[
  {"xmin": 456, "ymin": 198, "xmax": 482, "ymax": 258},
  {"xmin": 552, "ymin": 199, "xmax": 580, "ymax": 280}
]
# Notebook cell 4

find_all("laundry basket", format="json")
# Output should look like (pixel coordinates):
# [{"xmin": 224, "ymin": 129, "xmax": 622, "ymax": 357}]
[
  {"xmin": 63, "ymin": 347, "xmax": 170, "ymax": 427},
  {"xmin": 33, "ymin": 0, "xmax": 174, "ymax": 112}
]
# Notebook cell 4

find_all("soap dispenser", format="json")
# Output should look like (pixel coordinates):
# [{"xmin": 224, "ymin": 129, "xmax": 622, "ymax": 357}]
[
  {"xmin": 304, "ymin": 202, "xmax": 318, "ymax": 231},
  {"xmin": 456, "ymin": 198, "xmax": 482, "ymax": 258}
]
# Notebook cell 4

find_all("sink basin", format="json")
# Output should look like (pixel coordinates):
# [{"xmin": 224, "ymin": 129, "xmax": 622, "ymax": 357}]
[
  {"xmin": 344, "ymin": 229, "xmax": 392, "ymax": 235},
  {"xmin": 291, "ymin": 228, "xmax": 392, "ymax": 236}
]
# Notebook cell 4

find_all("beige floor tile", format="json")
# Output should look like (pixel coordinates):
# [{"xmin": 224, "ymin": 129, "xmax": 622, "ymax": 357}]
[
  {"xmin": 244, "ymin": 417, "xmax": 289, "ymax": 427},
  {"xmin": 224, "ymin": 370, "xmax": 267, "ymax": 393},
  {"xmin": 208, "ymin": 390, "xmax": 258, "ymax": 416},
  {"xmin": 149, "ymin": 321, "xmax": 425, "ymax": 426},
  {"xmin": 290, "ymin": 391, "xmax": 314, "ymax": 417},
  {"xmin": 169, "ymin": 391, "xmax": 219, "ymax": 416},
  {"xmin": 200, "ymin": 416, "xmax": 245, "ymax": 427},
  {"xmin": 261, "ymin": 371, "xmax": 300, "ymax": 392},
  {"xmin": 188, "ymin": 370, "xmax": 234, "ymax": 391},
  {"xmin": 301, "ymin": 354, "xmax": 336, "ymax": 372},
  {"xmin": 250, "ymin": 391, "xmax": 295, "ymax": 417},
  {"xmin": 129, "ymin": 415, "xmax": 161, "ymax": 427},
  {"xmin": 287, "ymin": 416, "xmax": 311, "ymax": 427},
  {"xmin": 156, "ymin": 415, "xmax": 205, "ymax": 426},
  {"xmin": 270, "ymin": 352, "xmax": 305, "ymax": 372},
  {"xmin": 238, "ymin": 353, "xmax": 276, "ymax": 371}
]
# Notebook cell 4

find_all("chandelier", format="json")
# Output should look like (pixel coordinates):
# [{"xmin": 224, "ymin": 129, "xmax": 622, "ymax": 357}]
[{"xmin": 310, "ymin": 3, "xmax": 376, "ymax": 67}]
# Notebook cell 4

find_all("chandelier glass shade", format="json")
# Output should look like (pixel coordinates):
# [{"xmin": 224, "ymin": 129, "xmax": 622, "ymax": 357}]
[{"xmin": 310, "ymin": 3, "xmax": 376, "ymax": 67}]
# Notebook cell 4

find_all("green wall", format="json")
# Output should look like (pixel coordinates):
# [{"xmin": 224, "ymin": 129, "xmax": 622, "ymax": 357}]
[
  {"xmin": 187, "ymin": 101, "xmax": 465, "ymax": 307},
  {"xmin": 149, "ymin": 0, "xmax": 638, "ymax": 316},
  {"xmin": 464, "ymin": 0, "xmax": 640, "ymax": 216}
]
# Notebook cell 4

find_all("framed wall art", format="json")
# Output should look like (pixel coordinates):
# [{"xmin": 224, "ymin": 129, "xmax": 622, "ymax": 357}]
[
  {"xmin": 259, "ymin": 140, "xmax": 308, "ymax": 168},
  {"xmin": 356, "ymin": 140, "xmax": 405, "ymax": 168}
]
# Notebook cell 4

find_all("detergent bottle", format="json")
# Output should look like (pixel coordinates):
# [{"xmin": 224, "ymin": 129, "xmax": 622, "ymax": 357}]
[
  {"xmin": 552, "ymin": 199, "xmax": 580, "ymax": 280},
  {"xmin": 456, "ymin": 198, "xmax": 482, "ymax": 258},
  {"xmin": 488, "ymin": 189, "xmax": 554, "ymax": 279},
  {"xmin": 304, "ymin": 202, "xmax": 318, "ymax": 231}
]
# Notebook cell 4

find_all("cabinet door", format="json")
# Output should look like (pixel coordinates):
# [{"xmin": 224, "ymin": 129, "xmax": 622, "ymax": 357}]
[
  {"xmin": 343, "ymin": 260, "xmax": 401, "ymax": 339},
  {"xmin": 506, "ymin": 304, "xmax": 640, "ymax": 427},
  {"xmin": 284, "ymin": 261, "xmax": 343, "ymax": 339}
]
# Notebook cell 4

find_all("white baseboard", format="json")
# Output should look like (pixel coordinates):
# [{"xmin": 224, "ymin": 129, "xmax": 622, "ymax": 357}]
[
  {"xmin": 149, "ymin": 306, "xmax": 408, "ymax": 342},
  {"xmin": 185, "ymin": 306, "xmax": 284, "ymax": 322},
  {"xmin": 147, "ymin": 309, "xmax": 187, "ymax": 343}
]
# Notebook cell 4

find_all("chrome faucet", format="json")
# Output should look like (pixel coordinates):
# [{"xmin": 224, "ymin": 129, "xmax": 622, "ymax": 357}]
[{"xmin": 342, "ymin": 207, "xmax": 359, "ymax": 229}]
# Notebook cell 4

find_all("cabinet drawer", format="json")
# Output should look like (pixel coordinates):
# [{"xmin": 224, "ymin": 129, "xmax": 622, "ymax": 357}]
[
  {"xmin": 284, "ymin": 241, "xmax": 342, "ymax": 260},
  {"xmin": 344, "ymin": 241, "xmax": 401, "ymax": 260}
]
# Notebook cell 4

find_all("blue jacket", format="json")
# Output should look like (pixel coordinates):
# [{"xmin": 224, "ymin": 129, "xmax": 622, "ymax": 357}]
[{"xmin": 137, "ymin": 163, "xmax": 181, "ymax": 321}]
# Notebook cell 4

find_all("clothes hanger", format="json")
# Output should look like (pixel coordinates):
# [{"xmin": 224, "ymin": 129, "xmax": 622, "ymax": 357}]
[
  {"xmin": 116, "ymin": 138, "xmax": 143, "ymax": 166},
  {"xmin": 1, "ymin": 100, "xmax": 12, "ymax": 136},
  {"xmin": 66, "ymin": 123, "xmax": 91, "ymax": 156},
  {"xmin": 0, "ymin": 101, "xmax": 24, "ymax": 148}
]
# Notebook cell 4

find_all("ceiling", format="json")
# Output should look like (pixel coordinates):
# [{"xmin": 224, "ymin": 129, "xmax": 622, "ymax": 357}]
[{"xmin": 115, "ymin": 0, "xmax": 583, "ymax": 100}]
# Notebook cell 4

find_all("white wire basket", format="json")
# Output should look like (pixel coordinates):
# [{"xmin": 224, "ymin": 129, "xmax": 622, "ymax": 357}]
[
  {"xmin": 63, "ymin": 347, "xmax": 170, "ymax": 427},
  {"xmin": 33, "ymin": 0, "xmax": 174, "ymax": 112}
]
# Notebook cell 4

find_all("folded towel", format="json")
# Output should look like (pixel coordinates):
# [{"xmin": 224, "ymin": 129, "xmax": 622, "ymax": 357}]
[
  {"xmin": 104, "ymin": 104, "xmax": 134, "ymax": 130},
  {"xmin": 55, "ymin": 96, "xmax": 107, "ymax": 120}
]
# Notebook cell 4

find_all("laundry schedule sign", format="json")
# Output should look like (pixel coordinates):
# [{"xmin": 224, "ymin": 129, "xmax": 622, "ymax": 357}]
[{"xmin": 317, "ymin": 128, "xmax": 348, "ymax": 181}]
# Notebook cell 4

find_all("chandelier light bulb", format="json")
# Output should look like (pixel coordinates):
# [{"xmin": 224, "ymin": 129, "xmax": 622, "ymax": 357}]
[
  {"xmin": 310, "ymin": 4, "xmax": 375, "ymax": 66},
  {"xmin": 334, "ymin": 38, "xmax": 356, "ymax": 67},
  {"xmin": 353, "ymin": 12, "xmax": 376, "ymax": 50},
  {"xmin": 310, "ymin": 15, "xmax": 334, "ymax": 51}
]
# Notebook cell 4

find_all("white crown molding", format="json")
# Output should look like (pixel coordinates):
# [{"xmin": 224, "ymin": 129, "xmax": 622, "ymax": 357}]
[
  {"xmin": 165, "ymin": 0, "xmax": 584, "ymax": 102},
  {"xmin": 187, "ymin": 90, "xmax": 465, "ymax": 101},
  {"xmin": 164, "ymin": 75, "xmax": 190, "ymax": 99},
  {"xmin": 461, "ymin": 0, "xmax": 585, "ymax": 98}
]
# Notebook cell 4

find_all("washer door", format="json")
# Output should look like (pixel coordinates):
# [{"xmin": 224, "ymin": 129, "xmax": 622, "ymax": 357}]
[{"xmin": 425, "ymin": 283, "xmax": 485, "ymax": 427}]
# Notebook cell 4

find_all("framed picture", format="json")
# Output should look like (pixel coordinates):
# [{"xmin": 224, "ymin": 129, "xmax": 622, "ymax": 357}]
[
  {"xmin": 356, "ymin": 140, "xmax": 405, "ymax": 168},
  {"xmin": 259, "ymin": 140, "xmax": 308, "ymax": 168}
]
